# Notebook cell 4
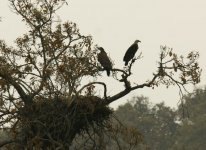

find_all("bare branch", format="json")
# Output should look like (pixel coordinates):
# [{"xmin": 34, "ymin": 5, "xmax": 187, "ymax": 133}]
[
  {"xmin": 103, "ymin": 73, "xmax": 159, "ymax": 105},
  {"xmin": 0, "ymin": 71, "xmax": 30, "ymax": 104},
  {"xmin": 76, "ymin": 81, "xmax": 107, "ymax": 99}
]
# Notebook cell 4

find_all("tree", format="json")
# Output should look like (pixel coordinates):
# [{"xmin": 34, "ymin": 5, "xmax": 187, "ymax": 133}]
[
  {"xmin": 0, "ymin": 0, "xmax": 201, "ymax": 149},
  {"xmin": 172, "ymin": 87, "xmax": 206, "ymax": 150},
  {"xmin": 115, "ymin": 97, "xmax": 178, "ymax": 150}
]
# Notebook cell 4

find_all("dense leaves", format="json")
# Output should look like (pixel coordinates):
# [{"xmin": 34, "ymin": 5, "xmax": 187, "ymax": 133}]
[
  {"xmin": 172, "ymin": 87, "xmax": 206, "ymax": 150},
  {"xmin": 0, "ymin": 0, "xmax": 202, "ymax": 149},
  {"xmin": 115, "ymin": 97, "xmax": 178, "ymax": 150},
  {"xmin": 107, "ymin": 87, "xmax": 206, "ymax": 150}
]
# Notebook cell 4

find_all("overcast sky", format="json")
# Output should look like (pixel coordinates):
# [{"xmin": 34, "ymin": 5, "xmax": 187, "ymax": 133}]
[{"xmin": 0, "ymin": 0, "xmax": 206, "ymax": 108}]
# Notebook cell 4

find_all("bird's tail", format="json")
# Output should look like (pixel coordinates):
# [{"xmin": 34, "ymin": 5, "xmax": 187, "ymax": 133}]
[
  {"xmin": 106, "ymin": 69, "xmax": 110, "ymax": 76},
  {"xmin": 125, "ymin": 61, "xmax": 128, "ymax": 66}
]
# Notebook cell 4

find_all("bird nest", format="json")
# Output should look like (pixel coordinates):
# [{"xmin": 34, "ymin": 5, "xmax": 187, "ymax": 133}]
[{"xmin": 17, "ymin": 95, "xmax": 113, "ymax": 148}]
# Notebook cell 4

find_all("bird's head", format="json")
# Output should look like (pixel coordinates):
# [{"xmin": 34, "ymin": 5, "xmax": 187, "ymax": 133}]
[
  {"xmin": 97, "ymin": 47, "xmax": 105, "ymax": 52},
  {"xmin": 134, "ymin": 40, "xmax": 141, "ymax": 44}
]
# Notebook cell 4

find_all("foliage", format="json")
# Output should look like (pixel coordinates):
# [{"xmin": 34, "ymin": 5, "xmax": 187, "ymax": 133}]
[
  {"xmin": 172, "ymin": 87, "xmax": 206, "ymax": 150},
  {"xmin": 70, "ymin": 122, "xmax": 143, "ymax": 150},
  {"xmin": 115, "ymin": 96, "xmax": 178, "ymax": 150},
  {"xmin": 0, "ymin": 0, "xmax": 201, "ymax": 149},
  {"xmin": 109, "ymin": 87, "xmax": 206, "ymax": 150}
]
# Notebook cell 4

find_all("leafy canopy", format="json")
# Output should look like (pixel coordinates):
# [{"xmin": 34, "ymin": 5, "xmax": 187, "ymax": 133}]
[{"xmin": 0, "ymin": 0, "xmax": 201, "ymax": 149}]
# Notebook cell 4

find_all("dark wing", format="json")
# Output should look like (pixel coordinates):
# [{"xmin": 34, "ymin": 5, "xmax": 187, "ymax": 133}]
[
  {"xmin": 98, "ymin": 51, "xmax": 112, "ymax": 69},
  {"xmin": 98, "ymin": 51, "xmax": 112, "ymax": 76},
  {"xmin": 123, "ymin": 44, "xmax": 138, "ymax": 65}
]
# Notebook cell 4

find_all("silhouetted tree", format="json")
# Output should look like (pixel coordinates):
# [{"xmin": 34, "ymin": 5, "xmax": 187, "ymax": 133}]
[
  {"xmin": 115, "ymin": 97, "xmax": 178, "ymax": 150},
  {"xmin": 0, "ymin": 0, "xmax": 201, "ymax": 149},
  {"xmin": 172, "ymin": 87, "xmax": 206, "ymax": 150}
]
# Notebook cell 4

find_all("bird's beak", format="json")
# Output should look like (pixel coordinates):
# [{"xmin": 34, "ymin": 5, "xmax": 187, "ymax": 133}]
[
  {"xmin": 94, "ymin": 46, "xmax": 98, "ymax": 49},
  {"xmin": 97, "ymin": 47, "xmax": 104, "ymax": 51}
]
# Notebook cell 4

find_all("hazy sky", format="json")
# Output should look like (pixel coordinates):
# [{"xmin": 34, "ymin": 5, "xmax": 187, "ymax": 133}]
[{"xmin": 0, "ymin": 0, "xmax": 206, "ymax": 108}]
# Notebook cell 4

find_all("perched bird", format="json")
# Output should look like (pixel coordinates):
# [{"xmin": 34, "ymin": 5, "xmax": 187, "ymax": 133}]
[
  {"xmin": 123, "ymin": 40, "xmax": 141, "ymax": 66},
  {"xmin": 97, "ymin": 47, "xmax": 112, "ymax": 76}
]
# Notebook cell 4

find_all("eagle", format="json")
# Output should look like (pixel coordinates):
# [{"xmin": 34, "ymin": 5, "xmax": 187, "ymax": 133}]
[
  {"xmin": 123, "ymin": 40, "xmax": 141, "ymax": 66},
  {"xmin": 97, "ymin": 47, "xmax": 112, "ymax": 76}
]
